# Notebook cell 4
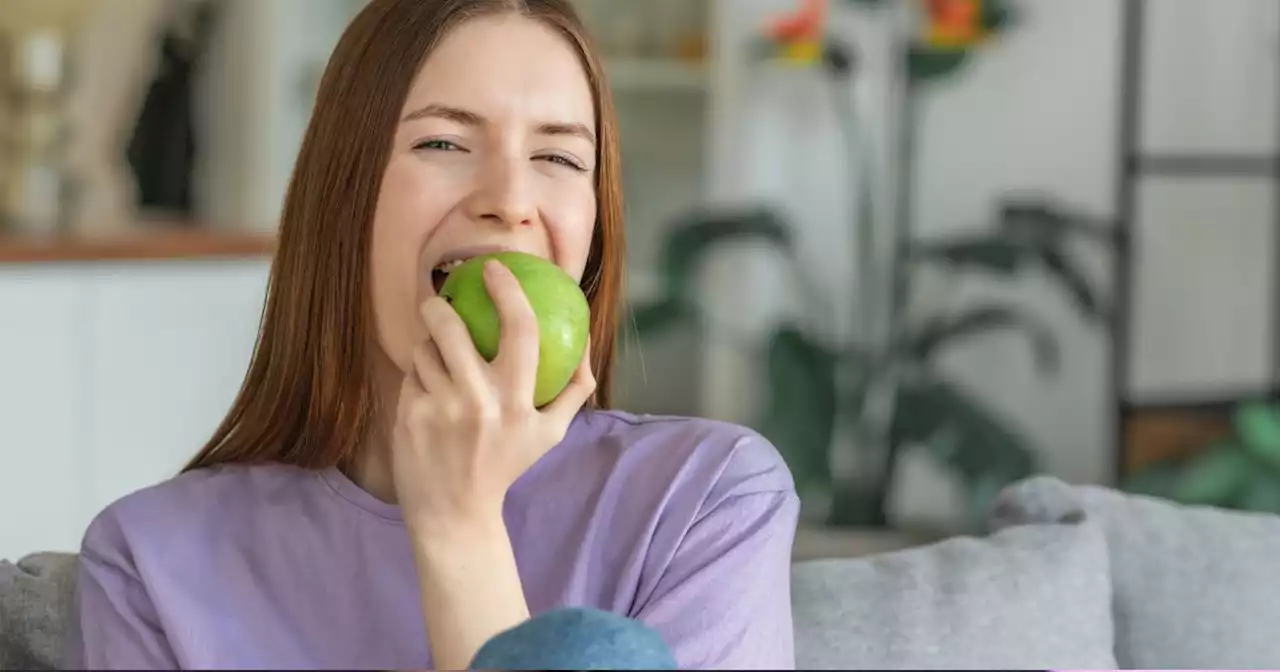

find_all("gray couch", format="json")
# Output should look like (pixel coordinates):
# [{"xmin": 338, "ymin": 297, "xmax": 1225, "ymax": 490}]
[{"xmin": 6, "ymin": 476, "xmax": 1280, "ymax": 669}]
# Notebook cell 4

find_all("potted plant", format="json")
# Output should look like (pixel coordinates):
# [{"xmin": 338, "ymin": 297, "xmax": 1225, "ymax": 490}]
[
  {"xmin": 630, "ymin": 199, "xmax": 1117, "ymax": 531},
  {"xmin": 627, "ymin": 0, "xmax": 1120, "ymax": 533}
]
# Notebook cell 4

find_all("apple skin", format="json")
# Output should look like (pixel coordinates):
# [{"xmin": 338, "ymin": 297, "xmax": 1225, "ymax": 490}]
[{"xmin": 439, "ymin": 251, "xmax": 591, "ymax": 407}]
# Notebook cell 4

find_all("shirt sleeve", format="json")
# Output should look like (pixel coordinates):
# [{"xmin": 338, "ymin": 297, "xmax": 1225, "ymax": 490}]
[
  {"xmin": 64, "ymin": 517, "xmax": 179, "ymax": 671},
  {"xmin": 632, "ymin": 486, "xmax": 801, "ymax": 670}
]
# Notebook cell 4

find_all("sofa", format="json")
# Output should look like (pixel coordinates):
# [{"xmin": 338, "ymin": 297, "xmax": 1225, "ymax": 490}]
[{"xmin": 5, "ymin": 476, "xmax": 1280, "ymax": 670}]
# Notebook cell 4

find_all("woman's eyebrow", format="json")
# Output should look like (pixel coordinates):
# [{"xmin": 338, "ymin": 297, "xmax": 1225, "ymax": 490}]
[
  {"xmin": 401, "ymin": 103, "xmax": 482, "ymax": 125},
  {"xmin": 402, "ymin": 103, "xmax": 596, "ymax": 146},
  {"xmin": 537, "ymin": 121, "xmax": 596, "ymax": 147}
]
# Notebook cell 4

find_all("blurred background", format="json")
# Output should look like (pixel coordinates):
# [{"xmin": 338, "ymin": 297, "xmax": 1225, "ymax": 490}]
[{"xmin": 5, "ymin": 0, "xmax": 1280, "ymax": 560}]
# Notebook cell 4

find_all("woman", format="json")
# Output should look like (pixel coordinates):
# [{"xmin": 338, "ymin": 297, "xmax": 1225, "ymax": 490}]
[{"xmin": 66, "ymin": 0, "xmax": 799, "ymax": 669}]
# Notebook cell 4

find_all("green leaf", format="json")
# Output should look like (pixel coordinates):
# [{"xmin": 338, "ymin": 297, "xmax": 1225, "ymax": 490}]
[
  {"xmin": 1232, "ymin": 469, "xmax": 1280, "ymax": 514},
  {"xmin": 982, "ymin": 1, "xmax": 1015, "ymax": 33},
  {"xmin": 908, "ymin": 47, "xmax": 970, "ymax": 81},
  {"xmin": 1038, "ymin": 248, "xmax": 1110, "ymax": 325},
  {"xmin": 1123, "ymin": 462, "xmax": 1185, "ymax": 500},
  {"xmin": 1172, "ymin": 441, "xmax": 1253, "ymax": 507},
  {"xmin": 889, "ymin": 379, "xmax": 954, "ymax": 448},
  {"xmin": 653, "ymin": 207, "xmax": 794, "ymax": 314},
  {"xmin": 627, "ymin": 300, "xmax": 695, "ymax": 336},
  {"xmin": 998, "ymin": 198, "xmax": 1117, "ymax": 248},
  {"xmin": 909, "ymin": 236, "xmax": 1028, "ymax": 274},
  {"xmin": 905, "ymin": 302, "xmax": 1060, "ymax": 374},
  {"xmin": 1233, "ymin": 401, "xmax": 1280, "ymax": 470},
  {"xmin": 891, "ymin": 377, "xmax": 1038, "ymax": 521},
  {"xmin": 758, "ymin": 326, "xmax": 839, "ymax": 493}
]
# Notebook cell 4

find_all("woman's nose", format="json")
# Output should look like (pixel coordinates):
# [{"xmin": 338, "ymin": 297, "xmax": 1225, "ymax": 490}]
[{"xmin": 467, "ymin": 157, "xmax": 537, "ymax": 228}]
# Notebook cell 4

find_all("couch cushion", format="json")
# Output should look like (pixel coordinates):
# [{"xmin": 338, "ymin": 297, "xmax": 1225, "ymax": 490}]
[
  {"xmin": 0, "ymin": 552, "xmax": 77, "ymax": 671},
  {"xmin": 992, "ymin": 476, "xmax": 1280, "ymax": 669},
  {"xmin": 791, "ymin": 518, "xmax": 1116, "ymax": 669}
]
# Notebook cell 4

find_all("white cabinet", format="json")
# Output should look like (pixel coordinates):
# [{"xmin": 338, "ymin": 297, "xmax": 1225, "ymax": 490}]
[
  {"xmin": 0, "ymin": 268, "xmax": 89, "ymax": 560},
  {"xmin": 82, "ymin": 263, "xmax": 268, "ymax": 519},
  {"xmin": 0, "ymin": 260, "xmax": 269, "ymax": 560}
]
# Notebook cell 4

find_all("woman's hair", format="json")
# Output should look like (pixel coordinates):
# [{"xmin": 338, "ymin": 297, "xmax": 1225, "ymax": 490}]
[{"xmin": 183, "ymin": 0, "xmax": 624, "ymax": 473}]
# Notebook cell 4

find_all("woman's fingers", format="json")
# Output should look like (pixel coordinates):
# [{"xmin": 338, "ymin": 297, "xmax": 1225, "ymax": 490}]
[
  {"xmin": 541, "ymin": 341, "xmax": 596, "ymax": 428},
  {"xmin": 420, "ymin": 297, "xmax": 487, "ymax": 391},
  {"xmin": 482, "ymin": 260, "xmax": 540, "ymax": 401},
  {"xmin": 398, "ymin": 359, "xmax": 428, "ymax": 409},
  {"xmin": 395, "ymin": 362, "xmax": 429, "ymax": 443},
  {"xmin": 412, "ymin": 339, "xmax": 451, "ymax": 393}
]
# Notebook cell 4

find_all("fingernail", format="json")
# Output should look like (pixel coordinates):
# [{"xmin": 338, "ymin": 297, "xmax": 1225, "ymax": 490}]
[{"xmin": 484, "ymin": 260, "xmax": 503, "ymax": 277}]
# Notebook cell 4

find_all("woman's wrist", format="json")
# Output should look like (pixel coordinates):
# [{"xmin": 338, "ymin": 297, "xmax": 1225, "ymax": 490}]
[
  {"xmin": 408, "ymin": 509, "xmax": 531, "ymax": 670},
  {"xmin": 407, "ymin": 508, "xmax": 510, "ymax": 563}
]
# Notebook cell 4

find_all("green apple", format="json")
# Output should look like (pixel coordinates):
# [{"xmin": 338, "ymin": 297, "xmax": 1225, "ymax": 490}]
[{"xmin": 439, "ymin": 251, "xmax": 590, "ymax": 407}]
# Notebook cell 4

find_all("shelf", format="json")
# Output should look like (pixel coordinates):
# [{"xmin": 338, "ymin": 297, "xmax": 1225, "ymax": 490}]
[
  {"xmin": 606, "ymin": 58, "xmax": 708, "ymax": 93},
  {"xmin": 0, "ymin": 226, "xmax": 277, "ymax": 264}
]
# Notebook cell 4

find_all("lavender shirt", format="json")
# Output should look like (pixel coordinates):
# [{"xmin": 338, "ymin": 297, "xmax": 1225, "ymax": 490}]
[{"xmin": 65, "ymin": 410, "xmax": 800, "ymax": 670}]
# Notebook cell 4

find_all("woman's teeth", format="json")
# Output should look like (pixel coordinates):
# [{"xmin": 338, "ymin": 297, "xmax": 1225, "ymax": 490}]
[{"xmin": 433, "ymin": 259, "xmax": 466, "ymax": 274}]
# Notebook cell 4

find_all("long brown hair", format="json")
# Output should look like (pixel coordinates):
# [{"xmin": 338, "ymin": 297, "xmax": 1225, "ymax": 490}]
[{"xmin": 184, "ymin": 0, "xmax": 624, "ymax": 473}]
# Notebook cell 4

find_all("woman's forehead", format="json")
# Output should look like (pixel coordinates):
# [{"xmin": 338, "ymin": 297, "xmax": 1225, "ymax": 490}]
[{"xmin": 403, "ymin": 14, "xmax": 595, "ymax": 129}]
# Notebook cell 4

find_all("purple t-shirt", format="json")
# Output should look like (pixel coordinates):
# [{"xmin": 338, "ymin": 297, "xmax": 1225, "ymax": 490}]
[{"xmin": 65, "ymin": 410, "xmax": 800, "ymax": 670}]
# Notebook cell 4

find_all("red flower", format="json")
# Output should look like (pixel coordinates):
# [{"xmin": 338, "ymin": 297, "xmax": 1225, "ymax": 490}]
[
  {"xmin": 924, "ymin": 0, "xmax": 985, "ymax": 47},
  {"xmin": 767, "ymin": 0, "xmax": 827, "ymax": 44}
]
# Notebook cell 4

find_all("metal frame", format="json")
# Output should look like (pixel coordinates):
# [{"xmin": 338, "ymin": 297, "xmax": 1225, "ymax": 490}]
[{"xmin": 1111, "ymin": 0, "xmax": 1280, "ymax": 479}]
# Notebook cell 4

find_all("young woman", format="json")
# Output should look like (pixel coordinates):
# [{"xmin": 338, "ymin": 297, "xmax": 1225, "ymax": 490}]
[{"xmin": 65, "ymin": 0, "xmax": 800, "ymax": 669}]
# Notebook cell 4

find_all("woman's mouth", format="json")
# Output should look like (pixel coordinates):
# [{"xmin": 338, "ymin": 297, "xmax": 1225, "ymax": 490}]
[
  {"xmin": 427, "ymin": 246, "xmax": 548, "ymax": 294},
  {"xmin": 430, "ymin": 259, "xmax": 466, "ymax": 294}
]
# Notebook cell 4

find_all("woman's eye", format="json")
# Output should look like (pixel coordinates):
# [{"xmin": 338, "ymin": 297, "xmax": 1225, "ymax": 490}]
[
  {"xmin": 415, "ymin": 139, "xmax": 463, "ymax": 152},
  {"xmin": 541, "ymin": 154, "xmax": 587, "ymax": 172}
]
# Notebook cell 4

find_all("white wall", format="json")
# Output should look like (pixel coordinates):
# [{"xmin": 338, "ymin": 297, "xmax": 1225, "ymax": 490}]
[
  {"xmin": 702, "ymin": 0, "xmax": 1279, "ymax": 525},
  {"xmin": 0, "ymin": 261, "xmax": 269, "ymax": 560},
  {"xmin": 197, "ymin": 0, "xmax": 362, "ymax": 231}
]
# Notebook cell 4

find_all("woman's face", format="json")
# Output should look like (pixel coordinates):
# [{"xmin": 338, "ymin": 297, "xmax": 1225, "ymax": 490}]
[{"xmin": 369, "ymin": 14, "xmax": 598, "ymax": 372}]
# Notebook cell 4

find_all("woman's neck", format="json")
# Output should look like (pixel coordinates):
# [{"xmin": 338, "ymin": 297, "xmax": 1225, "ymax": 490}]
[
  {"xmin": 351, "ymin": 439, "xmax": 399, "ymax": 504},
  {"xmin": 348, "ymin": 354, "xmax": 405, "ymax": 505}
]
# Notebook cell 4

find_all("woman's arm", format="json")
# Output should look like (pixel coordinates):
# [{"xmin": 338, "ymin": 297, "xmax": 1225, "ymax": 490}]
[
  {"xmin": 633, "ymin": 445, "xmax": 801, "ymax": 669},
  {"xmin": 66, "ymin": 518, "xmax": 179, "ymax": 670},
  {"xmin": 392, "ymin": 260, "xmax": 596, "ymax": 670},
  {"xmin": 408, "ymin": 516, "xmax": 530, "ymax": 671}
]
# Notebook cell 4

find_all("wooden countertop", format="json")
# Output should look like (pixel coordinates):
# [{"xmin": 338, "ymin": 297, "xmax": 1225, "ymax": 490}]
[{"xmin": 0, "ymin": 227, "xmax": 277, "ymax": 264}]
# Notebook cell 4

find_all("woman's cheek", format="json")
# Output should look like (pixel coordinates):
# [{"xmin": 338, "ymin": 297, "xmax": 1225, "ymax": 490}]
[
  {"xmin": 550, "ymin": 221, "xmax": 593, "ymax": 281},
  {"xmin": 550, "ymin": 188, "xmax": 598, "ymax": 281}
]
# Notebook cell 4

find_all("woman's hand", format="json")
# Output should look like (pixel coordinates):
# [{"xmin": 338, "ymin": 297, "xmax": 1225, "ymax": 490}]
[
  {"xmin": 391, "ymin": 258, "xmax": 596, "ymax": 536},
  {"xmin": 393, "ymin": 258, "xmax": 595, "ymax": 670}
]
